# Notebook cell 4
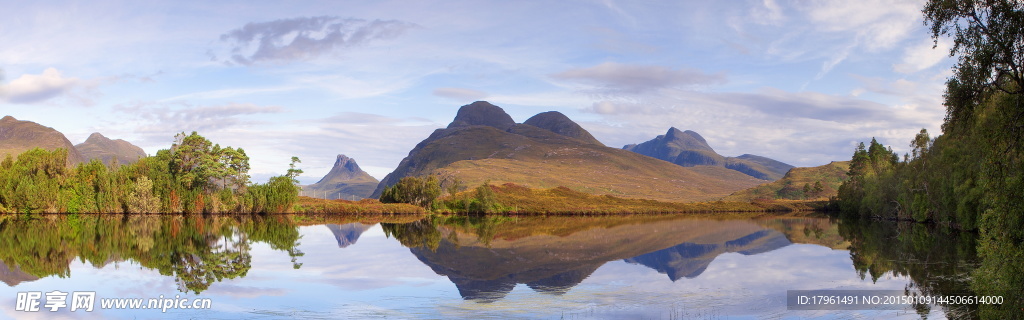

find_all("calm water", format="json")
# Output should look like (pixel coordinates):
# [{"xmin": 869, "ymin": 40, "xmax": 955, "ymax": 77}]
[{"xmin": 0, "ymin": 213, "xmax": 982, "ymax": 319}]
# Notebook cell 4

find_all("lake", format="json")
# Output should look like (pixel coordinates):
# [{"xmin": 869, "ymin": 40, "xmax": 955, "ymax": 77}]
[{"xmin": 0, "ymin": 213, "xmax": 986, "ymax": 319}]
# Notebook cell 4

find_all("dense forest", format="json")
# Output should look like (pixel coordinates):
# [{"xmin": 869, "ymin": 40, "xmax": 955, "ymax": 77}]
[
  {"xmin": 0, "ymin": 132, "xmax": 302, "ymax": 214},
  {"xmin": 834, "ymin": 0, "xmax": 1023, "ymax": 317}
]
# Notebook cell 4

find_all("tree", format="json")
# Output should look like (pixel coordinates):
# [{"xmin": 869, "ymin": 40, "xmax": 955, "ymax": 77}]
[
  {"xmin": 924, "ymin": 0, "xmax": 1024, "ymax": 132},
  {"xmin": 285, "ymin": 156, "xmax": 302, "ymax": 183},
  {"xmin": 127, "ymin": 176, "xmax": 161, "ymax": 214},
  {"xmin": 170, "ymin": 132, "xmax": 222, "ymax": 190},
  {"xmin": 380, "ymin": 176, "xmax": 441, "ymax": 208}
]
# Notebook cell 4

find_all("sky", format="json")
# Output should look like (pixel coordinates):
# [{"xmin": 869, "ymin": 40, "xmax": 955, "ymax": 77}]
[{"xmin": 0, "ymin": 0, "xmax": 955, "ymax": 183}]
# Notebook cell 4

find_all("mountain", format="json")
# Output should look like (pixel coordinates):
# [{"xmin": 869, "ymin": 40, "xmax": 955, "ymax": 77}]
[
  {"xmin": 624, "ymin": 127, "xmax": 793, "ymax": 180},
  {"xmin": 724, "ymin": 161, "xmax": 850, "ymax": 201},
  {"xmin": 74, "ymin": 132, "xmax": 146, "ymax": 166},
  {"xmin": 623, "ymin": 229, "xmax": 791, "ymax": 281},
  {"xmin": 304, "ymin": 154, "xmax": 379, "ymax": 200},
  {"xmin": 372, "ymin": 101, "xmax": 764, "ymax": 202},
  {"xmin": 522, "ymin": 111, "xmax": 603, "ymax": 146},
  {"xmin": 325, "ymin": 223, "xmax": 374, "ymax": 248},
  {"xmin": 0, "ymin": 115, "xmax": 86, "ymax": 164}
]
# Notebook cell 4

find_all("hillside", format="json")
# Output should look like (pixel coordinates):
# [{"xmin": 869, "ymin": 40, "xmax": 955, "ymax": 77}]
[
  {"xmin": 74, "ymin": 132, "xmax": 146, "ymax": 165},
  {"xmin": 0, "ymin": 115, "xmax": 86, "ymax": 164},
  {"xmin": 303, "ymin": 154, "xmax": 379, "ymax": 200},
  {"xmin": 624, "ymin": 127, "xmax": 793, "ymax": 180},
  {"xmin": 372, "ymin": 101, "xmax": 764, "ymax": 202},
  {"xmin": 724, "ymin": 161, "xmax": 850, "ymax": 201}
]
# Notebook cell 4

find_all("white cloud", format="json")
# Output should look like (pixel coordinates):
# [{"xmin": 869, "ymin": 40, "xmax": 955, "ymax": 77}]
[
  {"xmin": 893, "ymin": 38, "xmax": 952, "ymax": 74},
  {"xmin": 551, "ymin": 62, "xmax": 726, "ymax": 94},
  {"xmin": 0, "ymin": 68, "xmax": 80, "ymax": 104},
  {"xmin": 115, "ymin": 101, "xmax": 285, "ymax": 143},
  {"xmin": 215, "ymin": 16, "xmax": 418, "ymax": 65},
  {"xmin": 751, "ymin": 0, "xmax": 785, "ymax": 26}
]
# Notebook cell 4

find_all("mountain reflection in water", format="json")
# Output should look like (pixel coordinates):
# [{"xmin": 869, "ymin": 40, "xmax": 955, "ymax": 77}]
[
  {"xmin": 1, "ymin": 213, "xmax": 999, "ymax": 319},
  {"xmin": 382, "ymin": 215, "xmax": 845, "ymax": 302}
]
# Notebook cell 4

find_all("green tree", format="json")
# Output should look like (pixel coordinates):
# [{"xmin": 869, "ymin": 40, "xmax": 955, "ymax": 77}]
[
  {"xmin": 380, "ymin": 176, "xmax": 441, "ymax": 208},
  {"xmin": 127, "ymin": 176, "xmax": 160, "ymax": 214}
]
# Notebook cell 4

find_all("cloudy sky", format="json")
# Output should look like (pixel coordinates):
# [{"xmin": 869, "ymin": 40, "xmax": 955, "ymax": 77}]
[{"xmin": 0, "ymin": 0, "xmax": 954, "ymax": 183}]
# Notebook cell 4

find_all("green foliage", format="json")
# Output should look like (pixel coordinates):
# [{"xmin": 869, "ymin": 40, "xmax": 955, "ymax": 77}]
[
  {"xmin": 380, "ymin": 175, "xmax": 442, "ymax": 208},
  {"xmin": 835, "ymin": 2, "xmax": 1024, "ymax": 316},
  {"xmin": 127, "ymin": 176, "xmax": 160, "ymax": 214},
  {"xmin": 837, "ymin": 215, "xmax": 980, "ymax": 318},
  {"xmin": 0, "ymin": 133, "xmax": 300, "ymax": 214}
]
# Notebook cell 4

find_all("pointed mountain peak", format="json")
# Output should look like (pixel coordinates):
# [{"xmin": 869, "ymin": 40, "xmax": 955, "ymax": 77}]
[
  {"xmin": 666, "ymin": 127, "xmax": 684, "ymax": 136},
  {"xmin": 86, "ymin": 132, "xmax": 110, "ymax": 142},
  {"xmin": 447, "ymin": 101, "xmax": 516, "ymax": 131},
  {"xmin": 334, "ymin": 154, "xmax": 353, "ymax": 165},
  {"xmin": 316, "ymin": 154, "xmax": 377, "ymax": 185},
  {"xmin": 523, "ymin": 111, "xmax": 603, "ymax": 145},
  {"xmin": 1, "ymin": 115, "xmax": 15, "ymax": 122},
  {"xmin": 660, "ymin": 127, "xmax": 711, "ymax": 151}
]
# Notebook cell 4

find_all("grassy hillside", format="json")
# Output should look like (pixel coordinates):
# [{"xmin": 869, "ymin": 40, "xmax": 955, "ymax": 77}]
[
  {"xmin": 403, "ymin": 124, "xmax": 763, "ymax": 202},
  {"xmin": 724, "ymin": 161, "xmax": 850, "ymax": 201}
]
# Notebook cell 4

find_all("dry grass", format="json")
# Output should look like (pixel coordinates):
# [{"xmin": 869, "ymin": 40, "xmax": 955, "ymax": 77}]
[
  {"xmin": 437, "ymin": 183, "xmax": 829, "ymax": 215},
  {"xmin": 292, "ymin": 196, "xmax": 425, "ymax": 214}
]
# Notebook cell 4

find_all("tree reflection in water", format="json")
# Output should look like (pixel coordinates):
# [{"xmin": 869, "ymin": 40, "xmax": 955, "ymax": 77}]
[{"xmin": 0, "ymin": 214, "xmax": 301, "ymax": 294}]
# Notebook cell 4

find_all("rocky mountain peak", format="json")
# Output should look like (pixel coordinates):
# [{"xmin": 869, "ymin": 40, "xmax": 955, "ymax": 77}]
[{"xmin": 447, "ymin": 101, "xmax": 516, "ymax": 131}]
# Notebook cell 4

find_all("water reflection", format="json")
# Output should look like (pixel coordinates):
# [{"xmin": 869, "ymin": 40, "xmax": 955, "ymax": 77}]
[
  {"xmin": 1, "ymin": 213, "xmax": 1013, "ymax": 319},
  {"xmin": 0, "ymin": 214, "xmax": 301, "ymax": 294},
  {"xmin": 383, "ymin": 215, "xmax": 849, "ymax": 302},
  {"xmin": 326, "ymin": 223, "xmax": 374, "ymax": 248},
  {"xmin": 838, "ymin": 216, "xmax": 981, "ymax": 319}
]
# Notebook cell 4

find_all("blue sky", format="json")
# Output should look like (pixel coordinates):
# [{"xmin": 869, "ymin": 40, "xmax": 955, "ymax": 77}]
[{"xmin": 0, "ymin": 0, "xmax": 954, "ymax": 183}]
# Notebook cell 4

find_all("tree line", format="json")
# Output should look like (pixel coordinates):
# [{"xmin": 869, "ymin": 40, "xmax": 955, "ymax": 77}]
[
  {"xmin": 0, "ymin": 132, "xmax": 301, "ymax": 214},
  {"xmin": 835, "ymin": 0, "xmax": 1023, "ymax": 317}
]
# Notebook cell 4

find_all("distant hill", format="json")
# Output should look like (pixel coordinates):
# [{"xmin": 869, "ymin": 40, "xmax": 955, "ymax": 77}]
[
  {"xmin": 0, "ymin": 115, "xmax": 86, "ymax": 164},
  {"xmin": 74, "ymin": 132, "xmax": 146, "ymax": 166},
  {"xmin": 624, "ymin": 127, "xmax": 793, "ymax": 181},
  {"xmin": 724, "ymin": 161, "xmax": 850, "ymax": 201},
  {"xmin": 372, "ymin": 101, "xmax": 764, "ymax": 202},
  {"xmin": 303, "ymin": 154, "xmax": 379, "ymax": 200}
]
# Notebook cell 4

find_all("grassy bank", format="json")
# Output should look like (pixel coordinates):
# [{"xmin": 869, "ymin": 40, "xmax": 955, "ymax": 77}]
[
  {"xmin": 292, "ymin": 196, "xmax": 425, "ymax": 214},
  {"xmin": 435, "ymin": 183, "xmax": 830, "ymax": 215}
]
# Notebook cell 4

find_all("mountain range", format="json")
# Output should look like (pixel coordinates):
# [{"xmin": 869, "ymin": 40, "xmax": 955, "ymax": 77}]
[
  {"xmin": 372, "ymin": 101, "xmax": 765, "ymax": 202},
  {"xmin": 303, "ymin": 154, "xmax": 379, "ymax": 200},
  {"xmin": 0, "ymin": 115, "xmax": 144, "ymax": 166},
  {"xmin": 0, "ymin": 115, "xmax": 87, "ymax": 164},
  {"xmin": 624, "ymin": 127, "xmax": 794, "ymax": 181},
  {"xmin": 403, "ymin": 216, "xmax": 802, "ymax": 301}
]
